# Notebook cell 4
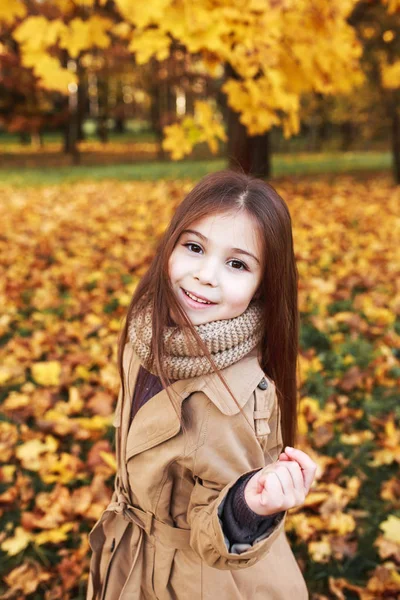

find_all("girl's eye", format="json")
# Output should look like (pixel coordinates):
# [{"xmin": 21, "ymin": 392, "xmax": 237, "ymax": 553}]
[
  {"xmin": 228, "ymin": 259, "xmax": 248, "ymax": 271},
  {"xmin": 184, "ymin": 242, "xmax": 203, "ymax": 254}
]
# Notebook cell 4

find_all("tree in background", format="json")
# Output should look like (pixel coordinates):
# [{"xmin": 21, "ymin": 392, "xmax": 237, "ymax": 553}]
[
  {"xmin": 297, "ymin": 84, "xmax": 388, "ymax": 153},
  {"xmin": 349, "ymin": 0, "xmax": 400, "ymax": 183},
  {"xmin": 2, "ymin": 0, "xmax": 365, "ymax": 176},
  {"xmin": 119, "ymin": 0, "xmax": 364, "ymax": 176},
  {"xmin": 0, "ymin": 7, "xmax": 65, "ymax": 146}
]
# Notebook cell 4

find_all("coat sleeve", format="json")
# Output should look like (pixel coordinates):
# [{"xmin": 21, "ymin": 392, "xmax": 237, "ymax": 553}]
[
  {"xmin": 186, "ymin": 384, "xmax": 287, "ymax": 570},
  {"xmin": 222, "ymin": 471, "xmax": 285, "ymax": 546}
]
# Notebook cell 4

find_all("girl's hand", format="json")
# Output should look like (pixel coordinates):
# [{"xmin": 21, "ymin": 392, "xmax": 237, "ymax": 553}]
[{"xmin": 244, "ymin": 447, "xmax": 317, "ymax": 516}]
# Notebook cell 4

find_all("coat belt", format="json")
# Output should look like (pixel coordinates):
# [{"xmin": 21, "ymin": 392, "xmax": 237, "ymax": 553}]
[
  {"xmin": 106, "ymin": 493, "xmax": 191, "ymax": 550},
  {"xmin": 89, "ymin": 493, "xmax": 192, "ymax": 600}
]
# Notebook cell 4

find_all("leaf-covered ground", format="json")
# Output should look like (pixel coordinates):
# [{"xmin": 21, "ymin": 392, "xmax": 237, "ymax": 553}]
[{"xmin": 0, "ymin": 175, "xmax": 399, "ymax": 599}]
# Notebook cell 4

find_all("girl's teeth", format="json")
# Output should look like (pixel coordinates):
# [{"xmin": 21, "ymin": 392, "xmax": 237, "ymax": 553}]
[{"xmin": 185, "ymin": 290, "xmax": 210, "ymax": 304}]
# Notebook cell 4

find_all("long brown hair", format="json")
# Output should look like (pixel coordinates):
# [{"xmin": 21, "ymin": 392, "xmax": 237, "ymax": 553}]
[{"xmin": 117, "ymin": 170, "xmax": 299, "ymax": 448}]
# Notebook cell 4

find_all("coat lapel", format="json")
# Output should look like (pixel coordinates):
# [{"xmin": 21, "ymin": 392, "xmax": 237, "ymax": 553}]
[
  {"xmin": 121, "ymin": 344, "xmax": 267, "ymax": 461},
  {"xmin": 123, "ymin": 345, "xmax": 205, "ymax": 460},
  {"xmin": 200, "ymin": 349, "xmax": 267, "ymax": 415}
]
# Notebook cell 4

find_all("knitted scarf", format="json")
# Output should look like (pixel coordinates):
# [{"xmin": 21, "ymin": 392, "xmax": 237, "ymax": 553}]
[{"xmin": 128, "ymin": 302, "xmax": 262, "ymax": 380}]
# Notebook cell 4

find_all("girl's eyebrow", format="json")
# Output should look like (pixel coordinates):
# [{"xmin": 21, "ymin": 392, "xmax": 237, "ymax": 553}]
[{"xmin": 181, "ymin": 229, "xmax": 260, "ymax": 265}]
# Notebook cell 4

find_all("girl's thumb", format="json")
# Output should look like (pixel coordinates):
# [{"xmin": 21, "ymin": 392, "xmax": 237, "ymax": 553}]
[{"xmin": 279, "ymin": 452, "xmax": 290, "ymax": 461}]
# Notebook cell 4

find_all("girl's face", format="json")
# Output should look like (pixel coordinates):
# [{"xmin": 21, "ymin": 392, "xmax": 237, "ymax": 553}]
[{"xmin": 168, "ymin": 210, "xmax": 263, "ymax": 326}]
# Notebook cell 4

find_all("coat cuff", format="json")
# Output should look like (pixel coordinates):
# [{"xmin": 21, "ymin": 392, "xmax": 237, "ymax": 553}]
[
  {"xmin": 210, "ymin": 470, "xmax": 286, "ymax": 566},
  {"xmin": 221, "ymin": 471, "xmax": 284, "ymax": 551}
]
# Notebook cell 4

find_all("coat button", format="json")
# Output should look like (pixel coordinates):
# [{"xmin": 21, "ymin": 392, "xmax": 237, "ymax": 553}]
[{"xmin": 258, "ymin": 378, "xmax": 268, "ymax": 390}]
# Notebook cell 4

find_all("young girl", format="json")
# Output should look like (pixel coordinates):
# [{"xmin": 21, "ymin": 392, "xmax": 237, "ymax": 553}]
[{"xmin": 86, "ymin": 170, "xmax": 316, "ymax": 600}]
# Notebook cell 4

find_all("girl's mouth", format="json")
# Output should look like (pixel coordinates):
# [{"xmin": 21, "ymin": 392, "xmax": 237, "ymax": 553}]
[{"xmin": 181, "ymin": 288, "xmax": 216, "ymax": 308}]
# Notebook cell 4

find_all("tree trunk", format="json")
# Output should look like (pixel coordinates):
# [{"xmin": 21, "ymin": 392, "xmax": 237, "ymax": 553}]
[
  {"xmin": 149, "ymin": 80, "xmax": 165, "ymax": 160},
  {"xmin": 114, "ymin": 116, "xmax": 125, "ymax": 134},
  {"xmin": 19, "ymin": 132, "xmax": 30, "ymax": 145},
  {"xmin": 391, "ymin": 100, "xmax": 400, "ymax": 185},
  {"xmin": 223, "ymin": 64, "xmax": 271, "ymax": 177},
  {"xmin": 61, "ymin": 52, "xmax": 80, "ymax": 164},
  {"xmin": 96, "ymin": 76, "xmax": 109, "ymax": 143},
  {"xmin": 64, "ymin": 97, "xmax": 80, "ymax": 164},
  {"xmin": 76, "ymin": 61, "xmax": 86, "ymax": 142},
  {"xmin": 97, "ymin": 116, "xmax": 108, "ymax": 143},
  {"xmin": 226, "ymin": 102, "xmax": 271, "ymax": 177},
  {"xmin": 341, "ymin": 122, "xmax": 354, "ymax": 151}
]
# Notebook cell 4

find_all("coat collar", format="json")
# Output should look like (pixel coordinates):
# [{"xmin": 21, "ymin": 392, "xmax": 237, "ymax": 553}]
[{"xmin": 120, "ymin": 343, "xmax": 265, "ymax": 460}]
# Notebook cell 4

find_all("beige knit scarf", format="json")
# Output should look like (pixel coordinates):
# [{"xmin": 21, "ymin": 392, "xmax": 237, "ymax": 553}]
[{"xmin": 128, "ymin": 302, "xmax": 262, "ymax": 380}]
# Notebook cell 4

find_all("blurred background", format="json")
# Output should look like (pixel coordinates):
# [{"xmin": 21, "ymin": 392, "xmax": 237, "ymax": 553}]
[{"xmin": 0, "ymin": 1, "xmax": 399, "ymax": 599}]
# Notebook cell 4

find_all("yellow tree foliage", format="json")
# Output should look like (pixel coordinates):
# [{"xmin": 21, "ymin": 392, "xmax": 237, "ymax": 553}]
[
  {"xmin": 5, "ymin": 0, "xmax": 365, "ymax": 152},
  {"xmin": 162, "ymin": 100, "xmax": 227, "ymax": 159},
  {"xmin": 13, "ymin": 16, "xmax": 78, "ymax": 92},
  {"xmin": 0, "ymin": 0, "xmax": 26, "ymax": 24},
  {"xmin": 115, "ymin": 0, "xmax": 365, "ymax": 150},
  {"xmin": 58, "ymin": 16, "xmax": 113, "ymax": 59},
  {"xmin": 381, "ymin": 60, "xmax": 400, "ymax": 89},
  {"xmin": 382, "ymin": 0, "xmax": 400, "ymax": 14}
]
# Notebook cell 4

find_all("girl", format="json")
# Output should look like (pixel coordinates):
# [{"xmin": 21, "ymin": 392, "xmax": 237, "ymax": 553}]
[{"xmin": 86, "ymin": 170, "xmax": 316, "ymax": 599}]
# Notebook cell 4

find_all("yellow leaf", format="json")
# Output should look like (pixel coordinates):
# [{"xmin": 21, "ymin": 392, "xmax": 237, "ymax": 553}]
[
  {"xmin": 40, "ymin": 452, "xmax": 84, "ymax": 484},
  {"xmin": 3, "ymin": 561, "xmax": 52, "ymax": 595},
  {"xmin": 74, "ymin": 365, "xmax": 93, "ymax": 380},
  {"xmin": 380, "ymin": 515, "xmax": 400, "ymax": 544},
  {"xmin": 115, "ymin": 0, "xmax": 172, "ymax": 28},
  {"xmin": 34, "ymin": 522, "xmax": 75, "ymax": 546},
  {"xmin": 298, "ymin": 413, "xmax": 308, "ymax": 436},
  {"xmin": 1, "ymin": 465, "xmax": 16, "ymax": 483},
  {"xmin": 99, "ymin": 451, "xmax": 117, "ymax": 472},
  {"xmin": 68, "ymin": 386, "xmax": 84, "ymax": 414},
  {"xmin": 327, "ymin": 513, "xmax": 356, "ymax": 535},
  {"xmin": 298, "ymin": 354, "xmax": 324, "ymax": 377},
  {"xmin": 1, "ymin": 526, "xmax": 32, "ymax": 556},
  {"xmin": 162, "ymin": 123, "xmax": 194, "ymax": 160},
  {"xmin": 129, "ymin": 28, "xmax": 171, "ymax": 64},
  {"xmin": 309, "ymin": 537, "xmax": 332, "ymax": 562},
  {"xmin": 42, "ymin": 409, "xmax": 75, "ymax": 436},
  {"xmin": 42, "ymin": 62, "xmax": 75, "ymax": 91},
  {"xmin": 76, "ymin": 415, "xmax": 113, "ymax": 432},
  {"xmin": 31, "ymin": 360, "xmax": 61, "ymax": 386},
  {"xmin": 299, "ymin": 396, "xmax": 320, "ymax": 417},
  {"xmin": 341, "ymin": 431, "xmax": 375, "ymax": 445},
  {"xmin": 0, "ymin": 422, "xmax": 19, "ymax": 462},
  {"xmin": 59, "ymin": 16, "xmax": 113, "ymax": 59},
  {"xmin": 16, "ymin": 436, "xmax": 59, "ymax": 471},
  {"xmin": 14, "ymin": 16, "xmax": 67, "ymax": 54},
  {"xmin": 369, "ymin": 448, "xmax": 399, "ymax": 467},
  {"xmin": 162, "ymin": 101, "xmax": 226, "ymax": 160},
  {"xmin": 0, "ymin": 0, "xmax": 27, "ymax": 25},
  {"xmin": 3, "ymin": 391, "xmax": 31, "ymax": 411}
]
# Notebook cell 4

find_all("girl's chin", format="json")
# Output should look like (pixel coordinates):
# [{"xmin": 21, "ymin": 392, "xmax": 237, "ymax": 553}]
[{"xmin": 172, "ymin": 306, "xmax": 219, "ymax": 326}]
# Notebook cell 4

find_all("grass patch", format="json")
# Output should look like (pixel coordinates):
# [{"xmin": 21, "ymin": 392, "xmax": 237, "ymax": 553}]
[{"xmin": 0, "ymin": 152, "xmax": 392, "ymax": 187}]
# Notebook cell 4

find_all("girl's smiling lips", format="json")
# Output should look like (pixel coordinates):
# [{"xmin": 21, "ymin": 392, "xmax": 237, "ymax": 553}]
[{"xmin": 180, "ymin": 288, "xmax": 217, "ymax": 309}]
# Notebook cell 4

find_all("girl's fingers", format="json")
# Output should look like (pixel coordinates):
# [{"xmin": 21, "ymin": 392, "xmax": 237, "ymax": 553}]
[
  {"xmin": 259, "ymin": 472, "xmax": 283, "ymax": 507},
  {"xmin": 284, "ymin": 447, "xmax": 317, "ymax": 492},
  {"xmin": 260, "ymin": 464, "xmax": 303, "ymax": 501},
  {"xmin": 261, "ymin": 462, "xmax": 303, "ymax": 493},
  {"xmin": 279, "ymin": 461, "xmax": 304, "ymax": 493},
  {"xmin": 279, "ymin": 452, "xmax": 290, "ymax": 461}
]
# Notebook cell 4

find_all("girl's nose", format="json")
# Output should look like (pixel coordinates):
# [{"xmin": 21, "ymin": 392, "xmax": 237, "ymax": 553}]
[{"xmin": 194, "ymin": 259, "xmax": 218, "ymax": 287}]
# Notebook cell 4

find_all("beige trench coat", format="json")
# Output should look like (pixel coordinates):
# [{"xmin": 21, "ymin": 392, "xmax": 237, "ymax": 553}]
[{"xmin": 86, "ymin": 342, "xmax": 308, "ymax": 599}]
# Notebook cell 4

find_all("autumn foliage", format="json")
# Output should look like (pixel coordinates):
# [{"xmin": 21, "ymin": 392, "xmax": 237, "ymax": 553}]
[
  {"xmin": 1, "ymin": 0, "xmax": 368, "ymax": 157},
  {"xmin": 0, "ymin": 175, "xmax": 399, "ymax": 598}
]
